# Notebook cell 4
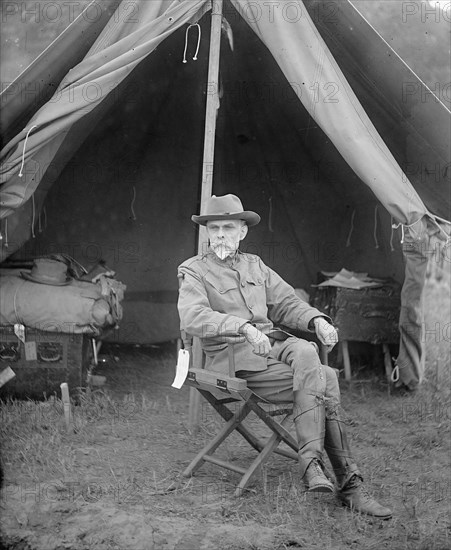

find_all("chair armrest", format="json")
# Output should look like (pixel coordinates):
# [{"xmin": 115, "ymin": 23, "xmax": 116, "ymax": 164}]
[
  {"xmin": 182, "ymin": 333, "xmax": 239, "ymax": 377},
  {"xmin": 227, "ymin": 344, "xmax": 236, "ymax": 377},
  {"xmin": 187, "ymin": 368, "xmax": 247, "ymax": 391}
]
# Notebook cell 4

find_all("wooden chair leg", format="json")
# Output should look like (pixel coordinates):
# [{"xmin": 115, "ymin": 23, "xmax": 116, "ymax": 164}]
[
  {"xmin": 188, "ymin": 387, "xmax": 201, "ymax": 430},
  {"xmin": 183, "ymin": 402, "xmax": 252, "ymax": 477},
  {"xmin": 247, "ymin": 399, "xmax": 298, "ymax": 451},
  {"xmin": 200, "ymin": 389, "xmax": 275, "ymax": 454},
  {"xmin": 341, "ymin": 340, "xmax": 352, "ymax": 381},
  {"xmin": 235, "ymin": 414, "xmax": 293, "ymax": 497},
  {"xmin": 202, "ymin": 391, "xmax": 298, "ymax": 461},
  {"xmin": 184, "ymin": 390, "xmax": 299, "ymax": 495}
]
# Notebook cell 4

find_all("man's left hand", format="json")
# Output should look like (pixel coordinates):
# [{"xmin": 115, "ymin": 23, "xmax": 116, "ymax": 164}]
[{"xmin": 313, "ymin": 317, "xmax": 338, "ymax": 352}]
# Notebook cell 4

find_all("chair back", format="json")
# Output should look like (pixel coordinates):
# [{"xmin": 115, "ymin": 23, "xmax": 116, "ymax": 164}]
[{"xmin": 178, "ymin": 273, "xmax": 249, "ymax": 398}]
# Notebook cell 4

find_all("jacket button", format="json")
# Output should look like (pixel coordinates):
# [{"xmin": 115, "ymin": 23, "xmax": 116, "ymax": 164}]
[
  {"xmin": 249, "ymin": 304, "xmax": 253, "ymax": 309},
  {"xmin": 241, "ymin": 282, "xmax": 245, "ymax": 287}
]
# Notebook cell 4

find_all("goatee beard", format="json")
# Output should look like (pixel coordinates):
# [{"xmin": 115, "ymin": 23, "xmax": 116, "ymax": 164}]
[{"xmin": 211, "ymin": 243, "xmax": 235, "ymax": 260}]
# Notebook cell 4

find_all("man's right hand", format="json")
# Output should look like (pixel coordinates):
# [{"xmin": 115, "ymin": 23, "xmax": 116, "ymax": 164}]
[{"xmin": 241, "ymin": 323, "xmax": 271, "ymax": 357}]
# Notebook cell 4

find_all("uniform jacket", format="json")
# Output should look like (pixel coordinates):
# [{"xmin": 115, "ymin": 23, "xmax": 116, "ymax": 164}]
[{"xmin": 177, "ymin": 249, "xmax": 329, "ymax": 375}]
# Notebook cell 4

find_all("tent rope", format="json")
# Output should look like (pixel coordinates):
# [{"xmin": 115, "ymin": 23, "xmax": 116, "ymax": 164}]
[
  {"xmin": 391, "ymin": 364, "xmax": 400, "ymax": 383},
  {"xmin": 31, "ymin": 194, "xmax": 36, "ymax": 238},
  {"xmin": 373, "ymin": 205, "xmax": 379, "ymax": 249},
  {"xmin": 2, "ymin": 219, "xmax": 8, "ymax": 249},
  {"xmin": 432, "ymin": 214, "xmax": 451, "ymax": 225},
  {"xmin": 183, "ymin": 23, "xmax": 201, "ymax": 63},
  {"xmin": 130, "ymin": 186, "xmax": 137, "ymax": 220},
  {"xmin": 430, "ymin": 215, "xmax": 451, "ymax": 243},
  {"xmin": 268, "ymin": 196, "xmax": 274, "ymax": 233},
  {"xmin": 193, "ymin": 24, "xmax": 201, "ymax": 60},
  {"xmin": 392, "ymin": 222, "xmax": 405, "ymax": 244},
  {"xmin": 390, "ymin": 217, "xmax": 396, "ymax": 251},
  {"xmin": 346, "ymin": 209, "xmax": 355, "ymax": 247},
  {"xmin": 18, "ymin": 125, "xmax": 38, "ymax": 177},
  {"xmin": 392, "ymin": 217, "xmax": 426, "ymax": 244}
]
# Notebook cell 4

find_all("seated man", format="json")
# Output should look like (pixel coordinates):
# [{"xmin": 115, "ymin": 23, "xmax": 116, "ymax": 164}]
[{"xmin": 178, "ymin": 194, "xmax": 392, "ymax": 519}]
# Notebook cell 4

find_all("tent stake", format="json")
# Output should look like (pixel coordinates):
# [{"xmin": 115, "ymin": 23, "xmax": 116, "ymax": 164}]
[
  {"xmin": 189, "ymin": 0, "xmax": 224, "ymax": 431},
  {"xmin": 60, "ymin": 382, "xmax": 73, "ymax": 433}
]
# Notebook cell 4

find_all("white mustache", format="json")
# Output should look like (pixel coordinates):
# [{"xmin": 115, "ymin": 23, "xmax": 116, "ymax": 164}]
[
  {"xmin": 210, "ymin": 241, "xmax": 236, "ymax": 259},
  {"xmin": 211, "ymin": 241, "xmax": 233, "ymax": 250}
]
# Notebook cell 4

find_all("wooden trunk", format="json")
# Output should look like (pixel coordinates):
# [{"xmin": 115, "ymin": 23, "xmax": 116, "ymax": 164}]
[
  {"xmin": 0, "ymin": 326, "xmax": 92, "ymax": 399},
  {"xmin": 312, "ymin": 285, "xmax": 401, "ymax": 345}
]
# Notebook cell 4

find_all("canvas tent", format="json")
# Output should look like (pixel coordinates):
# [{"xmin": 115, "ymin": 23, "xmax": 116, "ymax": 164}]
[{"xmin": 0, "ymin": 0, "xmax": 450, "ymax": 389}]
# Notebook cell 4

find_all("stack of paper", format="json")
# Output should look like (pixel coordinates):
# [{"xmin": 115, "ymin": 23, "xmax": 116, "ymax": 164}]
[{"xmin": 314, "ymin": 268, "xmax": 387, "ymax": 290}]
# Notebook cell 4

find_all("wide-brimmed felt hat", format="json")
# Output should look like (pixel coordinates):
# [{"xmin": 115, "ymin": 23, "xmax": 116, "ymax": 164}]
[
  {"xmin": 191, "ymin": 194, "xmax": 260, "ymax": 226},
  {"xmin": 21, "ymin": 258, "xmax": 72, "ymax": 286}
]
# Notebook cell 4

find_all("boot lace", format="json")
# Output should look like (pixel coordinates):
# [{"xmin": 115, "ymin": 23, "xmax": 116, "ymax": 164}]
[
  {"xmin": 344, "ymin": 474, "xmax": 361, "ymax": 489},
  {"xmin": 308, "ymin": 459, "xmax": 325, "ymax": 476},
  {"xmin": 343, "ymin": 475, "xmax": 373, "ymax": 501}
]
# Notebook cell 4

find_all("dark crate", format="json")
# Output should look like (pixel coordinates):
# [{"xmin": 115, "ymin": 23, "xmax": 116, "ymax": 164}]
[
  {"xmin": 312, "ymin": 285, "xmax": 401, "ymax": 345},
  {"xmin": 0, "ymin": 326, "xmax": 92, "ymax": 399}
]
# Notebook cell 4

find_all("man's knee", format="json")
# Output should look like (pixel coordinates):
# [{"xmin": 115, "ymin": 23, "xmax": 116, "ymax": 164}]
[
  {"xmin": 291, "ymin": 339, "xmax": 320, "ymax": 362},
  {"xmin": 323, "ymin": 365, "xmax": 341, "ymax": 412},
  {"xmin": 324, "ymin": 365, "xmax": 338, "ymax": 382}
]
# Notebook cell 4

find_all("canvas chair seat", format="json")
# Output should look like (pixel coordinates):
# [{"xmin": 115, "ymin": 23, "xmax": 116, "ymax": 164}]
[{"xmin": 180, "ymin": 332, "xmax": 299, "ymax": 497}]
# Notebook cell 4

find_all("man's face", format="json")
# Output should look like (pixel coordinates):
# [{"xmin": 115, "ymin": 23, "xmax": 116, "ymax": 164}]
[{"xmin": 206, "ymin": 219, "xmax": 248, "ymax": 260}]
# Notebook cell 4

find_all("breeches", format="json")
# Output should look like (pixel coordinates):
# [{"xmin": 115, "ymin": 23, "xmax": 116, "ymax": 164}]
[{"xmin": 237, "ymin": 337, "xmax": 340, "ymax": 411}]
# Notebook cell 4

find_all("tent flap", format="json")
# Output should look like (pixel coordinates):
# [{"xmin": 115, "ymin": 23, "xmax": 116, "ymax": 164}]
[
  {"xmin": 0, "ymin": 0, "xmax": 450, "ymax": 388},
  {"xmin": 0, "ymin": 0, "xmax": 210, "ymax": 216},
  {"xmin": 231, "ymin": 0, "xmax": 428, "ymax": 224}
]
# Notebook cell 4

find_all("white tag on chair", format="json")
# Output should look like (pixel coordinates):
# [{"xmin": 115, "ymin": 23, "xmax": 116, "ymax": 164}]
[
  {"xmin": 14, "ymin": 323, "xmax": 26, "ymax": 344},
  {"xmin": 171, "ymin": 349, "xmax": 190, "ymax": 389}
]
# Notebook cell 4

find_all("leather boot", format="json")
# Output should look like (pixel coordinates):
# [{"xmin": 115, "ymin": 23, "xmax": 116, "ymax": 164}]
[
  {"xmin": 325, "ymin": 415, "xmax": 392, "ymax": 518},
  {"xmin": 294, "ymin": 391, "xmax": 334, "ymax": 493},
  {"xmin": 324, "ymin": 415, "xmax": 361, "ymax": 490},
  {"xmin": 338, "ymin": 475, "xmax": 393, "ymax": 519}
]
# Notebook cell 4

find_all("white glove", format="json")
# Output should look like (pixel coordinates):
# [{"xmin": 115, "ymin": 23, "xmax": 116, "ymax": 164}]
[
  {"xmin": 241, "ymin": 324, "xmax": 272, "ymax": 357},
  {"xmin": 313, "ymin": 317, "xmax": 338, "ymax": 352}
]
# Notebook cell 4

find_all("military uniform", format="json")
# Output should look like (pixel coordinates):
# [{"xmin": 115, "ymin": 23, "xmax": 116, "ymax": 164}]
[
  {"xmin": 178, "ymin": 249, "xmax": 330, "ymax": 375},
  {"xmin": 177, "ymin": 193, "xmax": 392, "ymax": 517}
]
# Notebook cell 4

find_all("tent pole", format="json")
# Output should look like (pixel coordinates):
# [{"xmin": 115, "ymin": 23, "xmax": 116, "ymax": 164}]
[{"xmin": 189, "ymin": 0, "xmax": 224, "ymax": 430}]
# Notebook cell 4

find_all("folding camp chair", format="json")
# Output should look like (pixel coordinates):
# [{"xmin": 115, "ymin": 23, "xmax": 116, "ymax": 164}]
[{"xmin": 180, "ymin": 332, "xmax": 299, "ymax": 497}]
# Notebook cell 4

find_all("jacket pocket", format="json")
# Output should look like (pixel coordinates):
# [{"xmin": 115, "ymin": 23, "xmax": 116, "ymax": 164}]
[
  {"xmin": 205, "ymin": 273, "xmax": 237, "ymax": 294},
  {"xmin": 246, "ymin": 276, "xmax": 265, "ymax": 287}
]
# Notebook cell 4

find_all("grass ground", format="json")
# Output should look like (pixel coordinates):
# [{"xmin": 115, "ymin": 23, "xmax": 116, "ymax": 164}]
[{"xmin": 0, "ymin": 267, "xmax": 449, "ymax": 550}]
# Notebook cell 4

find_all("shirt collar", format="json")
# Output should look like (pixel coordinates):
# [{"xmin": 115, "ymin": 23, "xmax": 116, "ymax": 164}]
[{"xmin": 205, "ymin": 247, "xmax": 242, "ymax": 267}]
